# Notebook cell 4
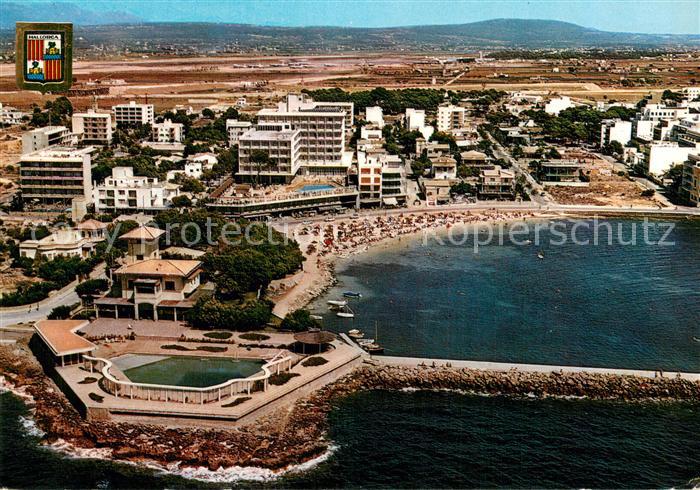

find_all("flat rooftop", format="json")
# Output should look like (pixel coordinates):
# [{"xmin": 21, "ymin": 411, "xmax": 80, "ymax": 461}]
[{"xmin": 34, "ymin": 320, "xmax": 95, "ymax": 357}]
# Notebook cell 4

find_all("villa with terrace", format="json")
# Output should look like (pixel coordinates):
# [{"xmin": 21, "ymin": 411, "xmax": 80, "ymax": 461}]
[{"xmin": 94, "ymin": 226, "xmax": 203, "ymax": 321}]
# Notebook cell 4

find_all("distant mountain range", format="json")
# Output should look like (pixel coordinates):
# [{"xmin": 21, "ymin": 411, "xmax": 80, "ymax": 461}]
[
  {"xmin": 2, "ymin": 2, "xmax": 141, "ymax": 26},
  {"xmin": 1, "ymin": 3, "xmax": 699, "ymax": 51}
]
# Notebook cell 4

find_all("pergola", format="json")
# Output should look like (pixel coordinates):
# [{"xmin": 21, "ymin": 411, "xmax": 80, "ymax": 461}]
[{"xmin": 293, "ymin": 330, "xmax": 336, "ymax": 354}]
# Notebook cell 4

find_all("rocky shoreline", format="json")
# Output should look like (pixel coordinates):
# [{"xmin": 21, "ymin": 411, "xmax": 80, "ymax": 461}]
[{"xmin": 2, "ymin": 342, "xmax": 699, "ymax": 478}]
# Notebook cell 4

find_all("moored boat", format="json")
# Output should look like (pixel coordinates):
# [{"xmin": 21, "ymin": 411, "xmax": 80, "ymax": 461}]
[
  {"xmin": 336, "ymin": 305, "xmax": 355, "ymax": 318},
  {"xmin": 343, "ymin": 291, "xmax": 363, "ymax": 298},
  {"xmin": 348, "ymin": 328, "xmax": 364, "ymax": 339},
  {"xmin": 327, "ymin": 299, "xmax": 347, "ymax": 307}
]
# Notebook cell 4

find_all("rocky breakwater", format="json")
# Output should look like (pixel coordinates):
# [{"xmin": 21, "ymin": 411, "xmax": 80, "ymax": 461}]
[
  {"xmin": 0, "ymin": 342, "xmax": 335, "ymax": 472},
  {"xmin": 345, "ymin": 365, "xmax": 700, "ymax": 401}
]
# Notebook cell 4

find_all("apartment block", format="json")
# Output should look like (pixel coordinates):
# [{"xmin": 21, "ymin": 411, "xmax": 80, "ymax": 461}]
[
  {"xmin": 365, "ymin": 106, "xmax": 385, "ymax": 128},
  {"xmin": 646, "ymin": 142, "xmax": 700, "ymax": 177},
  {"xmin": 151, "ymin": 119, "xmax": 184, "ymax": 143},
  {"xmin": 112, "ymin": 101, "xmax": 155, "ymax": 126},
  {"xmin": 681, "ymin": 154, "xmax": 700, "ymax": 206},
  {"xmin": 20, "ymin": 146, "xmax": 93, "ymax": 205},
  {"xmin": 72, "ymin": 110, "xmax": 112, "ymax": 144},
  {"xmin": 226, "ymin": 119, "xmax": 253, "ymax": 146},
  {"xmin": 478, "ymin": 165, "xmax": 515, "ymax": 199},
  {"xmin": 600, "ymin": 119, "xmax": 632, "ymax": 147},
  {"xmin": 357, "ymin": 150, "xmax": 406, "ymax": 206},
  {"xmin": 93, "ymin": 167, "xmax": 180, "ymax": 213},
  {"xmin": 238, "ymin": 127, "xmax": 302, "ymax": 182},
  {"xmin": 437, "ymin": 104, "xmax": 469, "ymax": 132},
  {"xmin": 22, "ymin": 126, "xmax": 72, "ymax": 154}
]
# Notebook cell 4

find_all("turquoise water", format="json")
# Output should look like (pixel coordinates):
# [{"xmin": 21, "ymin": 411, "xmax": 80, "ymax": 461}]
[
  {"xmin": 297, "ymin": 184, "xmax": 335, "ymax": 193},
  {"xmin": 2, "ymin": 391, "xmax": 699, "ymax": 488},
  {"xmin": 122, "ymin": 357, "xmax": 265, "ymax": 387},
  {"xmin": 312, "ymin": 219, "xmax": 700, "ymax": 372}
]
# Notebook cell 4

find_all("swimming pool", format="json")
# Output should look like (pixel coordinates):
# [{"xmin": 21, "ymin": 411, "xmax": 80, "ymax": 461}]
[
  {"xmin": 115, "ymin": 355, "xmax": 265, "ymax": 388},
  {"xmin": 297, "ymin": 184, "xmax": 335, "ymax": 193}
]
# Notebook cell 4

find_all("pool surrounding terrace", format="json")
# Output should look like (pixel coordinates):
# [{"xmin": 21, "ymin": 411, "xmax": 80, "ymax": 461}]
[{"xmin": 113, "ymin": 354, "xmax": 265, "ymax": 388}]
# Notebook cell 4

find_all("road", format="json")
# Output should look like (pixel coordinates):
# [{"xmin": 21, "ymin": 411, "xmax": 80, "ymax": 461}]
[{"xmin": 0, "ymin": 264, "xmax": 107, "ymax": 328}]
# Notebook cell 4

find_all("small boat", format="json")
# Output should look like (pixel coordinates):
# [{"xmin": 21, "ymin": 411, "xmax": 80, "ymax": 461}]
[
  {"xmin": 310, "ymin": 314, "xmax": 323, "ymax": 320},
  {"xmin": 693, "ymin": 336, "xmax": 700, "ymax": 343},
  {"xmin": 348, "ymin": 329, "xmax": 364, "ymax": 339},
  {"xmin": 537, "ymin": 250, "xmax": 545, "ymax": 259},
  {"xmin": 357, "ymin": 338, "xmax": 375, "ymax": 345},
  {"xmin": 327, "ymin": 299, "xmax": 347, "ymax": 307},
  {"xmin": 336, "ymin": 305, "xmax": 354, "ymax": 318},
  {"xmin": 343, "ymin": 291, "xmax": 363, "ymax": 298},
  {"xmin": 362, "ymin": 342, "xmax": 384, "ymax": 354},
  {"xmin": 361, "ymin": 322, "xmax": 384, "ymax": 354}
]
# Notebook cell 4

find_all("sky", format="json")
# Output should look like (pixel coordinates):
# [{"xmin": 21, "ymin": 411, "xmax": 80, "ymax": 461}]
[{"xmin": 23, "ymin": 0, "xmax": 700, "ymax": 34}]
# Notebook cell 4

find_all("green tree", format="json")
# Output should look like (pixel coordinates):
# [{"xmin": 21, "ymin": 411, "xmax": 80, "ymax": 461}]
[
  {"xmin": 280, "ymin": 309, "xmax": 320, "ymax": 332},
  {"xmin": 250, "ymin": 149, "xmax": 274, "ymax": 186}
]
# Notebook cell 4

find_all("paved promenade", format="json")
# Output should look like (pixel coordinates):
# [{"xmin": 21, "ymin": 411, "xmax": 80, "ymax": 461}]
[{"xmin": 374, "ymin": 356, "xmax": 700, "ymax": 382}]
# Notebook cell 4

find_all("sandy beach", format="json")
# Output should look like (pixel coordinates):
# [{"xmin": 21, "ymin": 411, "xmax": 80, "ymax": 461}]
[{"xmin": 271, "ymin": 209, "xmax": 560, "ymax": 317}]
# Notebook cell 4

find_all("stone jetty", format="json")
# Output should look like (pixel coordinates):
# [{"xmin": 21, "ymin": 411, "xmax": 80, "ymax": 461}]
[{"xmin": 1, "ymin": 341, "xmax": 698, "ymax": 475}]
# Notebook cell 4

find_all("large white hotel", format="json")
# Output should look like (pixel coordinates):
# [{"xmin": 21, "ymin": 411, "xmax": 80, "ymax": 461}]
[{"xmin": 239, "ymin": 94, "xmax": 353, "ymax": 179}]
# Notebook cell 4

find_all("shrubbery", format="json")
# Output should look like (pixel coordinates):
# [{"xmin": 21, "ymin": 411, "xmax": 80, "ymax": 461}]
[
  {"xmin": 280, "ymin": 309, "xmax": 320, "ymax": 332},
  {"xmin": 188, "ymin": 297, "xmax": 273, "ymax": 331}
]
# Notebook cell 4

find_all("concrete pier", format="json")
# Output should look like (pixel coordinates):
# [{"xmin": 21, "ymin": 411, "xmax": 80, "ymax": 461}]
[{"xmin": 373, "ymin": 356, "xmax": 700, "ymax": 382}]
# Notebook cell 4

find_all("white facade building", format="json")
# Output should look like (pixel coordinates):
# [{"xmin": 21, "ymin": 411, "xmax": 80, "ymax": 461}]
[
  {"xmin": 365, "ymin": 106, "xmax": 385, "ymax": 128},
  {"xmin": 0, "ymin": 103, "xmax": 26, "ymax": 125},
  {"xmin": 112, "ymin": 101, "xmax": 155, "ymax": 126},
  {"xmin": 20, "ymin": 146, "xmax": 93, "ymax": 205},
  {"xmin": 72, "ymin": 110, "xmax": 112, "ymax": 144},
  {"xmin": 257, "ymin": 94, "xmax": 350, "ymax": 175},
  {"xmin": 22, "ymin": 126, "xmax": 72, "ymax": 154},
  {"xmin": 238, "ymin": 127, "xmax": 302, "ymax": 182},
  {"xmin": 544, "ymin": 96, "xmax": 573, "ymax": 115},
  {"xmin": 152, "ymin": 119, "xmax": 184, "ymax": 143},
  {"xmin": 681, "ymin": 87, "xmax": 700, "ymax": 100},
  {"xmin": 647, "ymin": 142, "xmax": 700, "ymax": 177},
  {"xmin": 93, "ymin": 167, "xmax": 180, "ymax": 213},
  {"xmin": 226, "ymin": 119, "xmax": 253, "ymax": 146},
  {"xmin": 600, "ymin": 119, "xmax": 632, "ymax": 147},
  {"xmin": 437, "ymin": 104, "xmax": 469, "ymax": 132},
  {"xmin": 405, "ymin": 108, "xmax": 426, "ymax": 131}
]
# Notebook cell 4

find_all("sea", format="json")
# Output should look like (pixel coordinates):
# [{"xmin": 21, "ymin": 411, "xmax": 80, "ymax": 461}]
[{"xmin": 1, "ymin": 218, "xmax": 699, "ymax": 488}]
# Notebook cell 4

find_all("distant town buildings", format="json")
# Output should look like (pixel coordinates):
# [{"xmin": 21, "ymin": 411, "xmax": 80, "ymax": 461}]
[
  {"xmin": 0, "ymin": 103, "xmax": 26, "ymax": 125},
  {"xmin": 72, "ymin": 110, "xmax": 112, "ymax": 145},
  {"xmin": 112, "ymin": 101, "xmax": 155, "ymax": 126},
  {"xmin": 20, "ymin": 146, "xmax": 94, "ymax": 205}
]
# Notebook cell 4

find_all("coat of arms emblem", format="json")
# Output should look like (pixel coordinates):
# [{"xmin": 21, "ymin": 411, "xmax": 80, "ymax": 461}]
[{"xmin": 16, "ymin": 22, "xmax": 73, "ymax": 93}]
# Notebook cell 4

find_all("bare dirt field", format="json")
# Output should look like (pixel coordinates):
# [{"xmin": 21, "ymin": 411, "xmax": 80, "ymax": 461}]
[{"xmin": 1, "ymin": 52, "xmax": 698, "ymax": 111}]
